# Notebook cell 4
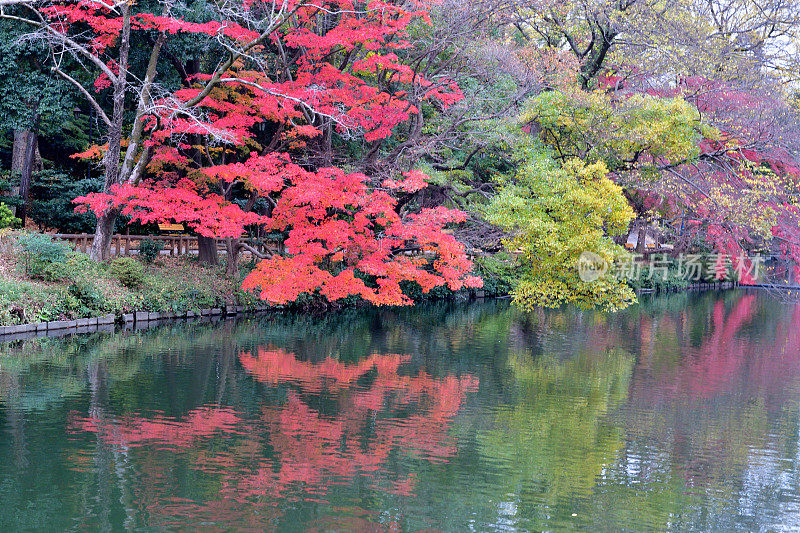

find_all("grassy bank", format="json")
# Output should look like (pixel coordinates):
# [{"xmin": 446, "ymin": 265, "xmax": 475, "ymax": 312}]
[{"xmin": 0, "ymin": 232, "xmax": 261, "ymax": 326}]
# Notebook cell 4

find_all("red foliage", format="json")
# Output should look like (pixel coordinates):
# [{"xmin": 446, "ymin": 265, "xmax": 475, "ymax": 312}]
[
  {"xmin": 242, "ymin": 167, "xmax": 481, "ymax": 305},
  {"xmin": 72, "ymin": 0, "xmax": 478, "ymax": 305},
  {"xmin": 632, "ymin": 76, "xmax": 800, "ymax": 279},
  {"xmin": 76, "ymin": 179, "xmax": 266, "ymax": 238},
  {"xmin": 69, "ymin": 348, "xmax": 479, "ymax": 515}
]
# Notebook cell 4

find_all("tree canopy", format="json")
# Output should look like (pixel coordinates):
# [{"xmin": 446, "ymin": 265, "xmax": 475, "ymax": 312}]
[{"xmin": 2, "ymin": 0, "xmax": 800, "ymax": 309}]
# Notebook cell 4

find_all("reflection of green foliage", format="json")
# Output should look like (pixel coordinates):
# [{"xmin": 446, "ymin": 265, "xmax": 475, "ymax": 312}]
[
  {"xmin": 478, "ymin": 347, "xmax": 634, "ymax": 526},
  {"xmin": 2, "ymin": 293, "xmax": 800, "ymax": 531}
]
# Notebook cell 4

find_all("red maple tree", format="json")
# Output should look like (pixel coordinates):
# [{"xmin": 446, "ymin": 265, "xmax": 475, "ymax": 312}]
[{"xmin": 74, "ymin": 0, "xmax": 480, "ymax": 304}]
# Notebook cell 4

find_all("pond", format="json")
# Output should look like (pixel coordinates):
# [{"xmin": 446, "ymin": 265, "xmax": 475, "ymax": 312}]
[{"xmin": 1, "ymin": 291, "xmax": 800, "ymax": 531}]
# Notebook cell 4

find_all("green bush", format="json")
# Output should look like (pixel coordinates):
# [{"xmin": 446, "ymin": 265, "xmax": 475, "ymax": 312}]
[
  {"xmin": 138, "ymin": 238, "xmax": 163, "ymax": 263},
  {"xmin": 68, "ymin": 279, "xmax": 105, "ymax": 313},
  {"xmin": 40, "ymin": 250, "xmax": 96, "ymax": 282},
  {"xmin": 14, "ymin": 232, "xmax": 74, "ymax": 279},
  {"xmin": 398, "ymin": 280, "xmax": 458, "ymax": 303},
  {"xmin": 627, "ymin": 260, "xmax": 690, "ymax": 293},
  {"xmin": 472, "ymin": 253, "xmax": 515, "ymax": 297},
  {"xmin": 0, "ymin": 279, "xmax": 74, "ymax": 324},
  {"xmin": 109, "ymin": 257, "xmax": 145, "ymax": 288},
  {"xmin": 0, "ymin": 202, "xmax": 20, "ymax": 229}
]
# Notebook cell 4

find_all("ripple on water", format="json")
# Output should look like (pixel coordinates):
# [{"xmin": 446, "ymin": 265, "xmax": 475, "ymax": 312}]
[{"xmin": 1, "ymin": 294, "xmax": 800, "ymax": 531}]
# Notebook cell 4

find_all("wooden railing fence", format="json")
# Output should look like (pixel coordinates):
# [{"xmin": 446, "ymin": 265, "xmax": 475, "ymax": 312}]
[{"xmin": 52, "ymin": 233, "xmax": 277, "ymax": 258}]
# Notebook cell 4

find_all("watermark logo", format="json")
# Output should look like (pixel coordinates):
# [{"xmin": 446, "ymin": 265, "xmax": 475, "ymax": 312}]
[
  {"xmin": 578, "ymin": 251, "xmax": 610, "ymax": 282},
  {"xmin": 576, "ymin": 252, "xmax": 765, "ymax": 283}
]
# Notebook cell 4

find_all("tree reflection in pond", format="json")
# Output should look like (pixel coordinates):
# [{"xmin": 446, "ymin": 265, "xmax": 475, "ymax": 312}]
[{"xmin": 1, "ymin": 292, "xmax": 800, "ymax": 531}]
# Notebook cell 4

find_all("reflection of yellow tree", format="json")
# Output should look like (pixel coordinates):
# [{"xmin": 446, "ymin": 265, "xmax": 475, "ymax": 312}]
[{"xmin": 480, "ymin": 347, "xmax": 634, "ymax": 519}]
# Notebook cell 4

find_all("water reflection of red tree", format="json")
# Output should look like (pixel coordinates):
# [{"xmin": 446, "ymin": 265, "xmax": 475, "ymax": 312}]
[
  {"xmin": 674, "ymin": 294, "xmax": 755, "ymax": 398},
  {"xmin": 69, "ymin": 349, "xmax": 478, "ymax": 527},
  {"xmin": 631, "ymin": 295, "xmax": 800, "ymax": 400},
  {"xmin": 68, "ymin": 406, "xmax": 243, "ymax": 447},
  {"xmin": 236, "ymin": 348, "xmax": 478, "ymax": 499},
  {"xmin": 623, "ymin": 296, "xmax": 800, "ymax": 488}
]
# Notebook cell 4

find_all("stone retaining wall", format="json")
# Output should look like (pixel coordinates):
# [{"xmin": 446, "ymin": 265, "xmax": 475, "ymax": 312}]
[{"xmin": 0, "ymin": 305, "xmax": 273, "ymax": 343}]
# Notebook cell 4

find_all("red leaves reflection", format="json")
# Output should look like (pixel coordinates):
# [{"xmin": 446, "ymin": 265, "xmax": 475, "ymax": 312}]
[
  {"xmin": 68, "ymin": 349, "xmax": 478, "ymax": 527},
  {"xmin": 633, "ymin": 295, "xmax": 800, "ymax": 401},
  {"xmin": 70, "ymin": 406, "xmax": 243, "ymax": 447},
  {"xmin": 625, "ymin": 296, "xmax": 800, "ymax": 486},
  {"xmin": 236, "ymin": 348, "xmax": 478, "ymax": 499}
]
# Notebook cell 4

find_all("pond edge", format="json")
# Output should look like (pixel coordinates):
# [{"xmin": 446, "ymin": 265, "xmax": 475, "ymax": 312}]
[
  {"xmin": 0, "ymin": 305, "xmax": 275, "ymax": 343},
  {"xmin": 4, "ymin": 281, "xmax": 790, "ymax": 344}
]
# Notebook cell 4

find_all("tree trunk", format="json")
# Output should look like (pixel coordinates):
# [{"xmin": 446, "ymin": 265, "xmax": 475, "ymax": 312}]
[
  {"xmin": 9, "ymin": 130, "xmax": 30, "ymax": 216},
  {"xmin": 89, "ymin": 211, "xmax": 117, "ymax": 261},
  {"xmin": 17, "ymin": 126, "xmax": 38, "ymax": 227},
  {"xmin": 197, "ymin": 235, "xmax": 219, "ymax": 265},
  {"xmin": 636, "ymin": 220, "xmax": 647, "ymax": 254},
  {"xmin": 225, "ymin": 238, "xmax": 239, "ymax": 276},
  {"xmin": 89, "ymin": 5, "xmax": 129, "ymax": 263},
  {"xmin": 11, "ymin": 130, "xmax": 28, "ymax": 174}
]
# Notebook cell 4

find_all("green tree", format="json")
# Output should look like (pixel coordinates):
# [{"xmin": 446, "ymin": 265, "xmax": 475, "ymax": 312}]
[{"xmin": 486, "ymin": 140, "xmax": 635, "ymax": 311}]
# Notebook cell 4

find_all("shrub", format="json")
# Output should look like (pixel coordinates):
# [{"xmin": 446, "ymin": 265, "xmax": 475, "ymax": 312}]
[
  {"xmin": 398, "ymin": 280, "xmax": 457, "ymax": 303},
  {"xmin": 472, "ymin": 253, "xmax": 515, "ymax": 297},
  {"xmin": 68, "ymin": 279, "xmax": 105, "ymax": 312},
  {"xmin": 0, "ymin": 202, "xmax": 20, "ymax": 229},
  {"xmin": 0, "ymin": 279, "xmax": 74, "ymax": 324},
  {"xmin": 40, "ymin": 250, "xmax": 96, "ymax": 282},
  {"xmin": 109, "ymin": 257, "xmax": 145, "ymax": 288},
  {"xmin": 138, "ymin": 238, "xmax": 163, "ymax": 263},
  {"xmin": 627, "ymin": 260, "xmax": 690, "ymax": 293},
  {"xmin": 14, "ymin": 232, "xmax": 74, "ymax": 279}
]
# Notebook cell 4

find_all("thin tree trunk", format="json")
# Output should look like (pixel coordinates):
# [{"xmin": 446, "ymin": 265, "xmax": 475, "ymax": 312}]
[
  {"xmin": 198, "ymin": 235, "xmax": 219, "ymax": 265},
  {"xmin": 88, "ymin": 6, "xmax": 133, "ymax": 262},
  {"xmin": 225, "ymin": 238, "xmax": 239, "ymax": 276}
]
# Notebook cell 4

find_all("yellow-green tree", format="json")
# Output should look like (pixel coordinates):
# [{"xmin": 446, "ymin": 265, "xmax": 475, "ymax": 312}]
[
  {"xmin": 524, "ymin": 90, "xmax": 717, "ymax": 176},
  {"xmin": 486, "ymin": 142, "xmax": 635, "ymax": 311}
]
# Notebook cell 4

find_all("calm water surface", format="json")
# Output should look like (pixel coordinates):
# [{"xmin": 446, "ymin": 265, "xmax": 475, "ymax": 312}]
[{"xmin": 2, "ymin": 291, "xmax": 800, "ymax": 531}]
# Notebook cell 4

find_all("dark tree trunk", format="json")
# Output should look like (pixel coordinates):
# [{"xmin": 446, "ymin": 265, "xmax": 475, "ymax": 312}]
[
  {"xmin": 90, "ymin": 211, "xmax": 117, "ymax": 261},
  {"xmin": 17, "ymin": 125, "xmax": 38, "ymax": 227},
  {"xmin": 198, "ymin": 235, "xmax": 219, "ymax": 265}
]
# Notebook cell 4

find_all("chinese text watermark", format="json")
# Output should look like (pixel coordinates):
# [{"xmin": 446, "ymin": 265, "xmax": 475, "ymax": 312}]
[{"xmin": 577, "ymin": 252, "xmax": 764, "ymax": 283}]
